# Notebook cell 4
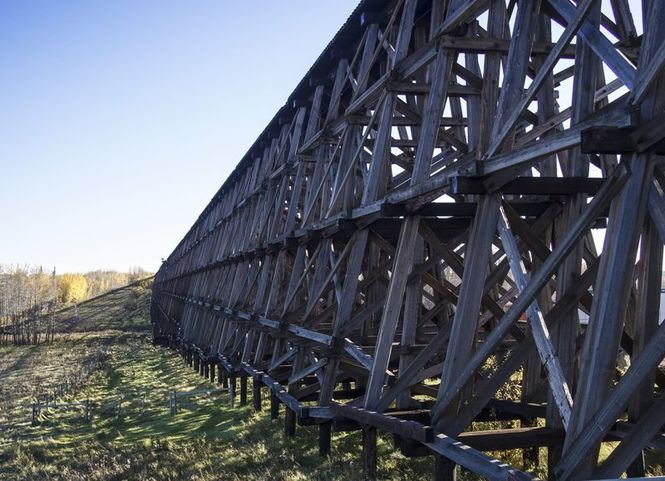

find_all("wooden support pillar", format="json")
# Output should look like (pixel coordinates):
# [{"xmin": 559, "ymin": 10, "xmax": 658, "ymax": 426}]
[
  {"xmin": 240, "ymin": 375, "xmax": 248, "ymax": 405},
  {"xmin": 270, "ymin": 392, "xmax": 280, "ymax": 419},
  {"xmin": 319, "ymin": 421, "xmax": 332, "ymax": 457},
  {"xmin": 217, "ymin": 364, "xmax": 224, "ymax": 385},
  {"xmin": 364, "ymin": 215, "xmax": 421, "ymax": 409},
  {"xmin": 229, "ymin": 374, "xmax": 236, "ymax": 407},
  {"xmin": 627, "ymin": 219, "xmax": 662, "ymax": 478},
  {"xmin": 565, "ymin": 156, "xmax": 653, "ymax": 478},
  {"xmin": 209, "ymin": 363, "xmax": 215, "ymax": 383},
  {"xmin": 434, "ymin": 455, "xmax": 457, "ymax": 481},
  {"xmin": 363, "ymin": 426, "xmax": 377, "ymax": 481},
  {"xmin": 193, "ymin": 356, "xmax": 199, "ymax": 372},
  {"xmin": 434, "ymin": 195, "xmax": 500, "ymax": 427},
  {"xmin": 203, "ymin": 362, "xmax": 209, "ymax": 379},
  {"xmin": 285, "ymin": 407, "xmax": 297, "ymax": 437},
  {"xmin": 522, "ymin": 418, "xmax": 539, "ymax": 470},
  {"xmin": 252, "ymin": 377, "xmax": 262, "ymax": 411}
]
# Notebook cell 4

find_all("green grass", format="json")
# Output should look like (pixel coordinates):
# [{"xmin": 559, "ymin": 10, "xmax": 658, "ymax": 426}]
[{"xmin": 0, "ymin": 289, "xmax": 435, "ymax": 480}]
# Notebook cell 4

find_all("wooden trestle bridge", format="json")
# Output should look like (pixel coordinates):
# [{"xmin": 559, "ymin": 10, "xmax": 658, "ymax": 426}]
[{"xmin": 151, "ymin": 1, "xmax": 665, "ymax": 479}]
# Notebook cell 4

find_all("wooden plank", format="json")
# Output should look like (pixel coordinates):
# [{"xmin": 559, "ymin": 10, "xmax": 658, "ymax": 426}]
[
  {"xmin": 458, "ymin": 427, "xmax": 565, "ymax": 451},
  {"xmin": 433, "ymin": 195, "xmax": 500, "ymax": 428},
  {"xmin": 496, "ymin": 205, "xmax": 573, "ymax": 428},
  {"xmin": 424, "ymin": 433, "xmax": 535, "ymax": 481},
  {"xmin": 364, "ymin": 216, "xmax": 420, "ymax": 409},
  {"xmin": 335, "ymin": 405, "xmax": 434, "ymax": 444},
  {"xmin": 451, "ymin": 176, "xmax": 604, "ymax": 195}
]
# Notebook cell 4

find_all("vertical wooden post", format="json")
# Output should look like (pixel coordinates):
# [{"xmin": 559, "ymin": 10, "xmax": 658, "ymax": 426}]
[
  {"xmin": 362, "ymin": 426, "xmax": 377, "ymax": 481},
  {"xmin": 434, "ymin": 455, "xmax": 457, "ymax": 481},
  {"xmin": 522, "ymin": 418, "xmax": 539, "ymax": 469},
  {"xmin": 270, "ymin": 392, "xmax": 280, "ymax": 419},
  {"xmin": 240, "ymin": 375, "xmax": 248, "ymax": 406},
  {"xmin": 229, "ymin": 374, "xmax": 236, "ymax": 407},
  {"xmin": 252, "ymin": 376, "xmax": 262, "ymax": 411},
  {"xmin": 434, "ymin": 195, "xmax": 500, "ymax": 427},
  {"xmin": 319, "ymin": 421, "xmax": 332, "ymax": 457},
  {"xmin": 209, "ymin": 363, "xmax": 215, "ymax": 383},
  {"xmin": 285, "ymin": 407, "xmax": 296, "ymax": 437}
]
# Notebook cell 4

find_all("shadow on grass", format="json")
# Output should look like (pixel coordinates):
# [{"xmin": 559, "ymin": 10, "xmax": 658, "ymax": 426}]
[{"xmin": 1, "ymin": 297, "xmax": 438, "ymax": 480}]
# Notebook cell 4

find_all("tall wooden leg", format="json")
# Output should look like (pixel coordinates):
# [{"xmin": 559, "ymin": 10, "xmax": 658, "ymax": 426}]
[
  {"xmin": 434, "ymin": 455, "xmax": 457, "ymax": 481},
  {"xmin": 285, "ymin": 408, "xmax": 296, "ymax": 437},
  {"xmin": 229, "ymin": 374, "xmax": 236, "ymax": 407},
  {"xmin": 240, "ymin": 375, "xmax": 248, "ymax": 405},
  {"xmin": 270, "ymin": 392, "xmax": 280, "ymax": 419},
  {"xmin": 252, "ymin": 377, "xmax": 262, "ymax": 411},
  {"xmin": 319, "ymin": 421, "xmax": 332, "ymax": 457},
  {"xmin": 363, "ymin": 426, "xmax": 377, "ymax": 481}
]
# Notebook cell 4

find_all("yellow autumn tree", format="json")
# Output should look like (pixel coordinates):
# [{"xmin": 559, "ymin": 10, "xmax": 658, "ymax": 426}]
[{"xmin": 58, "ymin": 273, "xmax": 88, "ymax": 304}]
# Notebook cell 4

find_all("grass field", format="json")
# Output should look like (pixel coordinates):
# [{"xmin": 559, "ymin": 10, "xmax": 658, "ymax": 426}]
[
  {"xmin": 0, "ymin": 286, "xmax": 435, "ymax": 481},
  {"xmin": 0, "ymin": 285, "xmax": 662, "ymax": 480}
]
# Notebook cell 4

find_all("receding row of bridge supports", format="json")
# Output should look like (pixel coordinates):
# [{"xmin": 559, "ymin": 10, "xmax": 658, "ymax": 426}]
[{"xmin": 152, "ymin": 0, "xmax": 665, "ymax": 479}]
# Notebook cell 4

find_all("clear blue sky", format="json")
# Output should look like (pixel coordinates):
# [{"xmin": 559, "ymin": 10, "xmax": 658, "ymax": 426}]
[{"xmin": 0, "ymin": 0, "xmax": 359, "ymax": 273}]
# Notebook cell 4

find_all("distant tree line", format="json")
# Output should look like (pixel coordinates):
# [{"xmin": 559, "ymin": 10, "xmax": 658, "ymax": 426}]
[{"xmin": 0, "ymin": 265, "xmax": 152, "ymax": 345}]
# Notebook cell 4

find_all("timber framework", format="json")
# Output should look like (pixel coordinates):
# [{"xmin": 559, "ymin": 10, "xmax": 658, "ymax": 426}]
[{"xmin": 151, "ymin": 1, "xmax": 665, "ymax": 479}]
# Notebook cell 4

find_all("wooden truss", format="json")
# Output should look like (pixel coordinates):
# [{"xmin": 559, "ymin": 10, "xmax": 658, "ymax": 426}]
[{"xmin": 151, "ymin": 1, "xmax": 665, "ymax": 479}]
